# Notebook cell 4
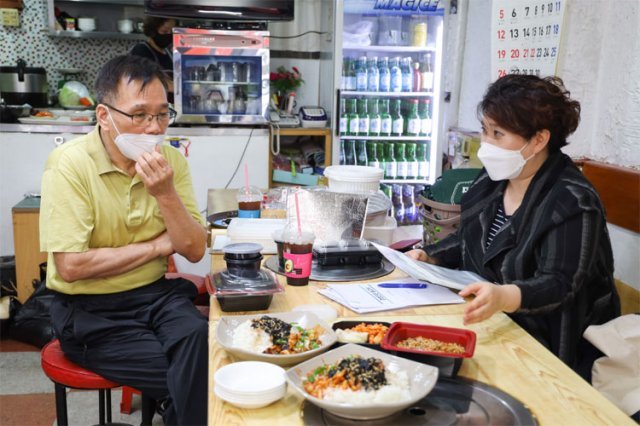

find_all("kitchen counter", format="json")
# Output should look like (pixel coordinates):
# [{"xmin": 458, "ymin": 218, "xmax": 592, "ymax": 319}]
[
  {"xmin": 207, "ymin": 251, "xmax": 634, "ymax": 425},
  {"xmin": 0, "ymin": 122, "xmax": 269, "ymax": 135}
]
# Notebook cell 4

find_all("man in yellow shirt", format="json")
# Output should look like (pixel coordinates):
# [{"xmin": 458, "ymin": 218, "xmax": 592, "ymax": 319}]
[{"xmin": 40, "ymin": 55, "xmax": 208, "ymax": 425}]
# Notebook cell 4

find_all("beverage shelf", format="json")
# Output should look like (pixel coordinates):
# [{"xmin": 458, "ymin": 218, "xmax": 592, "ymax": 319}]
[
  {"xmin": 381, "ymin": 179, "xmax": 430, "ymax": 184},
  {"xmin": 341, "ymin": 91, "xmax": 434, "ymax": 97},
  {"xmin": 343, "ymin": 45, "xmax": 436, "ymax": 53},
  {"xmin": 339, "ymin": 135, "xmax": 431, "ymax": 141}
]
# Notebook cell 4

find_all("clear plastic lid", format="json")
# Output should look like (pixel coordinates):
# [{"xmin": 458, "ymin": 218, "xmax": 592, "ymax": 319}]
[
  {"xmin": 236, "ymin": 185, "xmax": 263, "ymax": 203},
  {"xmin": 208, "ymin": 270, "xmax": 284, "ymax": 296},
  {"xmin": 222, "ymin": 242, "xmax": 263, "ymax": 255}
]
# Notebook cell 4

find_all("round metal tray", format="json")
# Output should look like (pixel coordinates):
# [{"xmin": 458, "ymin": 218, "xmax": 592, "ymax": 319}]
[
  {"xmin": 302, "ymin": 376, "xmax": 537, "ymax": 425},
  {"xmin": 263, "ymin": 255, "xmax": 394, "ymax": 282}
]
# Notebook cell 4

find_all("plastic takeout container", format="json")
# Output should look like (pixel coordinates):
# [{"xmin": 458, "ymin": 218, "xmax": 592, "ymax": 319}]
[
  {"xmin": 324, "ymin": 165, "xmax": 383, "ymax": 194},
  {"xmin": 207, "ymin": 270, "xmax": 283, "ymax": 312},
  {"xmin": 331, "ymin": 320, "xmax": 391, "ymax": 349},
  {"xmin": 363, "ymin": 216, "xmax": 397, "ymax": 246},
  {"xmin": 381, "ymin": 322, "xmax": 476, "ymax": 377},
  {"xmin": 226, "ymin": 218, "xmax": 286, "ymax": 253}
]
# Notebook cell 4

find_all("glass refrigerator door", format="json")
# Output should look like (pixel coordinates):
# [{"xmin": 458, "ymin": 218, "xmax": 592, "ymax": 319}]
[
  {"xmin": 173, "ymin": 28, "xmax": 269, "ymax": 124},
  {"xmin": 336, "ymin": 0, "xmax": 444, "ymax": 185}
]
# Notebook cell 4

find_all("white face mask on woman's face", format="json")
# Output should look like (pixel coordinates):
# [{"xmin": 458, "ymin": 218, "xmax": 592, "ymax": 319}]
[
  {"xmin": 107, "ymin": 110, "xmax": 164, "ymax": 161},
  {"xmin": 477, "ymin": 141, "xmax": 535, "ymax": 181}
]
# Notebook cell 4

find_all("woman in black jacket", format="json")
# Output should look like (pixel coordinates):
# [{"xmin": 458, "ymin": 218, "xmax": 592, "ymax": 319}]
[{"xmin": 408, "ymin": 75, "xmax": 620, "ymax": 379}]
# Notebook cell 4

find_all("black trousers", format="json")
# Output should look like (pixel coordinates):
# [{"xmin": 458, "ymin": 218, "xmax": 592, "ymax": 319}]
[{"xmin": 50, "ymin": 277, "xmax": 209, "ymax": 426}]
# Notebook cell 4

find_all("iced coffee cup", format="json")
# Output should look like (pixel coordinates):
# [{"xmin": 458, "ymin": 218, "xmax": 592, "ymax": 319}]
[
  {"xmin": 237, "ymin": 186, "xmax": 263, "ymax": 218},
  {"xmin": 282, "ymin": 229, "xmax": 315, "ymax": 286}
]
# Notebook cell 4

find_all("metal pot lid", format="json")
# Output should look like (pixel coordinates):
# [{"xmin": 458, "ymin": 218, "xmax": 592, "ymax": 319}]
[{"xmin": 301, "ymin": 376, "xmax": 537, "ymax": 425}]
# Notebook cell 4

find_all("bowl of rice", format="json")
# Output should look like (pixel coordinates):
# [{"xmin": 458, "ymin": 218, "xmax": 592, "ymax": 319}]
[
  {"xmin": 285, "ymin": 343, "xmax": 438, "ymax": 420},
  {"xmin": 216, "ymin": 311, "xmax": 337, "ymax": 366}
]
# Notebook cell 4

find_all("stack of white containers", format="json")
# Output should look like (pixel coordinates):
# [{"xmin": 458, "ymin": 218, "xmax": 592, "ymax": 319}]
[
  {"xmin": 323, "ymin": 165, "xmax": 397, "ymax": 245},
  {"xmin": 213, "ymin": 361, "xmax": 287, "ymax": 408}
]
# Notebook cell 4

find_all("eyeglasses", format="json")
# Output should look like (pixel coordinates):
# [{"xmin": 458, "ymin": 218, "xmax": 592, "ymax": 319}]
[{"xmin": 104, "ymin": 103, "xmax": 177, "ymax": 127}]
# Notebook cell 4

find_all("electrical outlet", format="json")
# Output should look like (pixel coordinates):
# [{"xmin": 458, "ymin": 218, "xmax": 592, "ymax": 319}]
[{"xmin": 1, "ymin": 8, "xmax": 19, "ymax": 27}]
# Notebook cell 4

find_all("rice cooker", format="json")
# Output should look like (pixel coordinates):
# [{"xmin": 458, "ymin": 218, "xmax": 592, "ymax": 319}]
[{"xmin": 0, "ymin": 59, "xmax": 48, "ymax": 107}]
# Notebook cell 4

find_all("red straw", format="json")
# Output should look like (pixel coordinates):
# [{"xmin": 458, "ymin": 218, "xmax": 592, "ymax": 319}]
[
  {"xmin": 294, "ymin": 191, "xmax": 302, "ymax": 236},
  {"xmin": 244, "ymin": 164, "xmax": 249, "ymax": 194}
]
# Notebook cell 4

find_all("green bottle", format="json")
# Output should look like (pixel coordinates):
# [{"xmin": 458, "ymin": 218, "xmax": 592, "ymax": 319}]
[
  {"xmin": 339, "ymin": 98, "xmax": 348, "ymax": 136},
  {"xmin": 396, "ymin": 142, "xmax": 408, "ymax": 179},
  {"xmin": 377, "ymin": 142, "xmax": 386, "ymax": 172},
  {"xmin": 357, "ymin": 98, "xmax": 369, "ymax": 136},
  {"xmin": 356, "ymin": 140, "xmax": 368, "ymax": 166},
  {"xmin": 366, "ymin": 141, "xmax": 379, "ymax": 168},
  {"xmin": 344, "ymin": 139, "xmax": 357, "ymax": 165},
  {"xmin": 347, "ymin": 99, "xmax": 359, "ymax": 136},
  {"xmin": 406, "ymin": 142, "xmax": 418, "ymax": 179},
  {"xmin": 406, "ymin": 99, "xmax": 420, "ymax": 136},
  {"xmin": 384, "ymin": 142, "xmax": 397, "ymax": 179},
  {"xmin": 391, "ymin": 99, "xmax": 404, "ymax": 137},
  {"xmin": 417, "ymin": 142, "xmax": 430, "ymax": 179},
  {"xmin": 420, "ymin": 98, "xmax": 432, "ymax": 136},
  {"xmin": 379, "ymin": 99, "xmax": 392, "ymax": 137},
  {"xmin": 368, "ymin": 98, "xmax": 381, "ymax": 136}
]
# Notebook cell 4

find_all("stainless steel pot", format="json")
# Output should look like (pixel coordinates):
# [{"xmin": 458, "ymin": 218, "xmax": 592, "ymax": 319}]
[{"xmin": 0, "ymin": 59, "xmax": 48, "ymax": 107}]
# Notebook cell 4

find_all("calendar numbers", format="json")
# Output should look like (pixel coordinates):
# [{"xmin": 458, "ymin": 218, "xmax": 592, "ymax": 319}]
[{"xmin": 491, "ymin": 0, "xmax": 565, "ymax": 81}]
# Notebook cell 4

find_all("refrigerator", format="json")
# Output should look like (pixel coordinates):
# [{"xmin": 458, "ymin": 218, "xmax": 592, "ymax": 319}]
[
  {"xmin": 172, "ymin": 27, "xmax": 270, "ymax": 124},
  {"xmin": 320, "ymin": 0, "xmax": 445, "ymax": 186}
]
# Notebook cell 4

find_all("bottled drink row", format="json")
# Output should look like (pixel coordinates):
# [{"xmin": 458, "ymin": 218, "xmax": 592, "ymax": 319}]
[
  {"xmin": 340, "ymin": 140, "xmax": 430, "ymax": 181},
  {"xmin": 381, "ymin": 183, "xmax": 425, "ymax": 226},
  {"xmin": 341, "ymin": 54, "xmax": 434, "ymax": 93},
  {"xmin": 339, "ymin": 97, "xmax": 432, "ymax": 137}
]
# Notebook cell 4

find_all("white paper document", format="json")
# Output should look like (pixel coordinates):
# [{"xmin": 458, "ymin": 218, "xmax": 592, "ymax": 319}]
[
  {"xmin": 371, "ymin": 242, "xmax": 486, "ymax": 291},
  {"xmin": 317, "ymin": 278, "xmax": 464, "ymax": 314}
]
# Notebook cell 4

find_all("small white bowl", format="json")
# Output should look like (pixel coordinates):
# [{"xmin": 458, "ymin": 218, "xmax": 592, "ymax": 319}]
[
  {"xmin": 214, "ymin": 385, "xmax": 284, "ymax": 409},
  {"xmin": 214, "ymin": 361, "xmax": 285, "ymax": 396}
]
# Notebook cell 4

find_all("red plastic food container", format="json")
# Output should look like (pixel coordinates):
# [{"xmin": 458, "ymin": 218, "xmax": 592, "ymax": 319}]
[{"xmin": 380, "ymin": 322, "xmax": 476, "ymax": 377}]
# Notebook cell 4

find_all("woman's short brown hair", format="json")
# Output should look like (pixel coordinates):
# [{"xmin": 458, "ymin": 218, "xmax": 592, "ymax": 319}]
[{"xmin": 478, "ymin": 75, "xmax": 581, "ymax": 152}]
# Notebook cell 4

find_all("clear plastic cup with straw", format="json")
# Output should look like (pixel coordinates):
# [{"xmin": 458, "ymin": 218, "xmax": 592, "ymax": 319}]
[
  {"xmin": 237, "ymin": 164, "xmax": 263, "ymax": 218},
  {"xmin": 282, "ymin": 192, "xmax": 315, "ymax": 286}
]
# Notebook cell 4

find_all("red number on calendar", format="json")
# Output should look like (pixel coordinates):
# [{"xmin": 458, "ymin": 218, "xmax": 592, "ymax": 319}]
[
  {"xmin": 497, "ymin": 49, "xmax": 506, "ymax": 59},
  {"xmin": 499, "ymin": 9, "xmax": 504, "ymax": 19},
  {"xmin": 523, "ymin": 49, "xmax": 529, "ymax": 58},
  {"xmin": 498, "ymin": 69, "xmax": 507, "ymax": 78},
  {"xmin": 497, "ymin": 29, "xmax": 506, "ymax": 40},
  {"xmin": 510, "ymin": 49, "xmax": 520, "ymax": 59}
]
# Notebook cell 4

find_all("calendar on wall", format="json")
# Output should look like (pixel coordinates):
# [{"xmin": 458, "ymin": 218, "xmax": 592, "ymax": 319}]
[{"xmin": 491, "ymin": 0, "xmax": 567, "ymax": 81}]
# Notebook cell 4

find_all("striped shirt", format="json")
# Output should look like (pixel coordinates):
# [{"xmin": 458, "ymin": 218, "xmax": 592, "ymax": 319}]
[{"xmin": 485, "ymin": 203, "xmax": 510, "ymax": 248}]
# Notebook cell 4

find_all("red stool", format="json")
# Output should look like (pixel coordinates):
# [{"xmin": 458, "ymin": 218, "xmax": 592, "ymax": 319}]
[{"xmin": 41, "ymin": 339, "xmax": 155, "ymax": 426}]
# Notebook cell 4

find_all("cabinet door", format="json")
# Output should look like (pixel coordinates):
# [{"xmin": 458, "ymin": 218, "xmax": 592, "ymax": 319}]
[{"xmin": 0, "ymin": 132, "xmax": 65, "ymax": 256}]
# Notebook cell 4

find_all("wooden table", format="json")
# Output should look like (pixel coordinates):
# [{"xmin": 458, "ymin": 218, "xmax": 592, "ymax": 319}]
[{"xmin": 208, "ymin": 253, "xmax": 633, "ymax": 425}]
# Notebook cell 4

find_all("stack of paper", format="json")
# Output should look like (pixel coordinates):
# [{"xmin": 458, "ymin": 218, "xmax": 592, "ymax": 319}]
[
  {"xmin": 371, "ymin": 243, "xmax": 486, "ymax": 291},
  {"xmin": 318, "ymin": 278, "xmax": 464, "ymax": 314}
]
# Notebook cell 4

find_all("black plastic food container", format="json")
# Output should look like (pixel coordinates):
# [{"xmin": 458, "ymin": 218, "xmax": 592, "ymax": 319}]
[
  {"xmin": 207, "ymin": 270, "xmax": 283, "ymax": 313},
  {"xmin": 222, "ymin": 243, "xmax": 263, "ymax": 278}
]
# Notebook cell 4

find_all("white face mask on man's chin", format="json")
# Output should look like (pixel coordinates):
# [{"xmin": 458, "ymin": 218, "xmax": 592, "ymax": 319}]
[
  {"xmin": 477, "ymin": 141, "xmax": 535, "ymax": 181},
  {"xmin": 107, "ymin": 110, "xmax": 164, "ymax": 161}
]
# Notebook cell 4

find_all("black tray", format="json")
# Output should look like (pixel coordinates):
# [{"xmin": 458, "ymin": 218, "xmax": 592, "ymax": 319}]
[{"xmin": 263, "ymin": 255, "xmax": 394, "ymax": 282}]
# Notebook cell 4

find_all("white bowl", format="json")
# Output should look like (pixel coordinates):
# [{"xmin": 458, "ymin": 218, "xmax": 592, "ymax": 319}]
[
  {"xmin": 216, "ymin": 311, "xmax": 337, "ymax": 366},
  {"xmin": 214, "ymin": 361, "xmax": 286, "ymax": 396},
  {"xmin": 214, "ymin": 385, "xmax": 283, "ymax": 409},
  {"xmin": 285, "ymin": 343, "xmax": 439, "ymax": 420},
  {"xmin": 77, "ymin": 17, "xmax": 96, "ymax": 31}
]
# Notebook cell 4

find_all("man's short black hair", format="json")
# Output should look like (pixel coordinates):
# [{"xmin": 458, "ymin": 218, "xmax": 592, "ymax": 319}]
[{"xmin": 95, "ymin": 55, "xmax": 169, "ymax": 104}]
